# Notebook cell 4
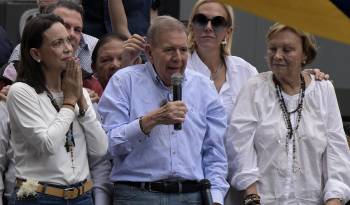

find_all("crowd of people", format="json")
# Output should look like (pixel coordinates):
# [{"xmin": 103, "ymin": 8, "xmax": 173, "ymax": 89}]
[{"xmin": 0, "ymin": 0, "xmax": 349, "ymax": 205}]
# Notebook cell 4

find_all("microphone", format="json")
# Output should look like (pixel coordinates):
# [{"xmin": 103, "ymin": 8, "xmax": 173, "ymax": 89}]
[
  {"xmin": 171, "ymin": 73, "xmax": 183, "ymax": 130},
  {"xmin": 200, "ymin": 179, "xmax": 213, "ymax": 205}
]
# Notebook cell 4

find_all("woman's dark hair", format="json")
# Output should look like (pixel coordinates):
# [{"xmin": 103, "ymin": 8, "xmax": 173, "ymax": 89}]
[
  {"xmin": 17, "ymin": 13, "xmax": 64, "ymax": 93},
  {"xmin": 91, "ymin": 33, "xmax": 128, "ymax": 69}
]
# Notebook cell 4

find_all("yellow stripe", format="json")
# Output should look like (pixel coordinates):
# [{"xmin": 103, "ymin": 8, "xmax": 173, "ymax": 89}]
[{"xmin": 219, "ymin": 0, "xmax": 350, "ymax": 45}]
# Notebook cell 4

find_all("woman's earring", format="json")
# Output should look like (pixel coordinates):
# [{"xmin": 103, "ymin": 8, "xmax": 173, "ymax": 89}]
[
  {"xmin": 221, "ymin": 37, "xmax": 227, "ymax": 46},
  {"xmin": 37, "ymin": 59, "xmax": 41, "ymax": 63}
]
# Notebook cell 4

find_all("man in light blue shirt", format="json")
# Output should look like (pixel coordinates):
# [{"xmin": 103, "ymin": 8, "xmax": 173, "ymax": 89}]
[{"xmin": 98, "ymin": 15, "xmax": 229, "ymax": 205}]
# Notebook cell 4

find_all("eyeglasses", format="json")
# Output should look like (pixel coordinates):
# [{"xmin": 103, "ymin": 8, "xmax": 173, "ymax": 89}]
[{"xmin": 192, "ymin": 13, "xmax": 228, "ymax": 31}]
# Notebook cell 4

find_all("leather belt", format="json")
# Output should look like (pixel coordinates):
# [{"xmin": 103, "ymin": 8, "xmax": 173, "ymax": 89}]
[
  {"xmin": 16, "ymin": 178, "xmax": 93, "ymax": 200},
  {"xmin": 115, "ymin": 180, "xmax": 201, "ymax": 193}
]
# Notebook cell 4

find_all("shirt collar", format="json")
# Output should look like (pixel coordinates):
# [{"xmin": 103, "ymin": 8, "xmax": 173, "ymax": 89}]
[{"xmin": 79, "ymin": 33, "xmax": 89, "ymax": 50}]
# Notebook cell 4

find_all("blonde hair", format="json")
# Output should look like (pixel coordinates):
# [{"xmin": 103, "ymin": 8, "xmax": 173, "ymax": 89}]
[
  {"xmin": 187, "ymin": 0, "xmax": 234, "ymax": 56},
  {"xmin": 266, "ymin": 23, "xmax": 317, "ymax": 66}
]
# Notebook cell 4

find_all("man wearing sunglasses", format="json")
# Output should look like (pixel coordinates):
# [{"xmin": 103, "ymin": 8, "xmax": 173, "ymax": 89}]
[{"xmin": 98, "ymin": 15, "xmax": 229, "ymax": 205}]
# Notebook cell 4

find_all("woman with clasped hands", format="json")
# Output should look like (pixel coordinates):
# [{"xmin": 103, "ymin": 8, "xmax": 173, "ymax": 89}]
[
  {"xmin": 227, "ymin": 23, "xmax": 350, "ymax": 205},
  {"xmin": 6, "ymin": 14, "xmax": 107, "ymax": 205}
]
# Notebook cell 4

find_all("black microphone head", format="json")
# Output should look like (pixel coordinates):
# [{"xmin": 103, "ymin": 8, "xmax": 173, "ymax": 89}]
[
  {"xmin": 171, "ymin": 73, "xmax": 183, "ymax": 86},
  {"xmin": 200, "ymin": 179, "xmax": 211, "ymax": 189}
]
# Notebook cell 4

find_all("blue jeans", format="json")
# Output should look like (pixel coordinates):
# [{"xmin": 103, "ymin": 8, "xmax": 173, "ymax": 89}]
[
  {"xmin": 9, "ymin": 189, "xmax": 93, "ymax": 205},
  {"xmin": 113, "ymin": 183, "xmax": 202, "ymax": 205}
]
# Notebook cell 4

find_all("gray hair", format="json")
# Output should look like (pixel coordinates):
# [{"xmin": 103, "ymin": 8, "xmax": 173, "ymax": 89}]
[{"xmin": 147, "ymin": 15, "xmax": 187, "ymax": 46}]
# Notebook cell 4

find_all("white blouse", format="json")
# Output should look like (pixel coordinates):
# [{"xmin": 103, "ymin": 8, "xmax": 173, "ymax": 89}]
[
  {"xmin": 187, "ymin": 51, "xmax": 258, "ymax": 123},
  {"xmin": 0, "ymin": 101, "xmax": 14, "ymax": 204},
  {"xmin": 227, "ymin": 71, "xmax": 350, "ymax": 204},
  {"xmin": 7, "ymin": 82, "xmax": 108, "ymax": 185}
]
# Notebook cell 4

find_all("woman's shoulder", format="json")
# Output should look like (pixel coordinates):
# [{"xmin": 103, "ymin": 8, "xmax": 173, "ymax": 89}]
[
  {"xmin": 236, "ymin": 71, "xmax": 272, "ymax": 96},
  {"xmin": 309, "ymin": 75, "xmax": 335, "ymax": 93},
  {"xmin": 8, "ymin": 82, "xmax": 37, "ymax": 96},
  {"xmin": 226, "ymin": 55, "xmax": 258, "ymax": 75}
]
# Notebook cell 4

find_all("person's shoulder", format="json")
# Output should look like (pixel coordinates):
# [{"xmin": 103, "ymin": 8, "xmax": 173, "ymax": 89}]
[
  {"xmin": 8, "ymin": 82, "xmax": 36, "ymax": 97},
  {"xmin": 243, "ymin": 71, "xmax": 271, "ymax": 89},
  {"xmin": 186, "ymin": 68, "xmax": 212, "ymax": 84},
  {"xmin": 119, "ymin": 63, "xmax": 147, "ymax": 75},
  {"xmin": 110, "ymin": 63, "xmax": 148, "ymax": 82},
  {"xmin": 82, "ymin": 33, "xmax": 99, "ymax": 49},
  {"xmin": 312, "ymin": 76, "xmax": 335, "ymax": 93},
  {"xmin": 227, "ymin": 55, "xmax": 258, "ymax": 74}
]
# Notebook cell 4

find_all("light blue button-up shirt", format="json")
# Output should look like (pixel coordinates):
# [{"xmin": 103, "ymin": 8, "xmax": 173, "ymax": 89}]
[{"xmin": 98, "ymin": 62, "xmax": 229, "ymax": 204}]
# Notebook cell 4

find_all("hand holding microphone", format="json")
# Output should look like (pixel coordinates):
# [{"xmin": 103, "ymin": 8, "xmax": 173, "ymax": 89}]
[
  {"xmin": 138, "ymin": 73, "xmax": 186, "ymax": 134},
  {"xmin": 171, "ymin": 73, "xmax": 183, "ymax": 130}
]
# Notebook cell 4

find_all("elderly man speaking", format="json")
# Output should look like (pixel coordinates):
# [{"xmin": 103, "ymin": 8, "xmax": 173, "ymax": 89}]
[{"xmin": 98, "ymin": 15, "xmax": 229, "ymax": 205}]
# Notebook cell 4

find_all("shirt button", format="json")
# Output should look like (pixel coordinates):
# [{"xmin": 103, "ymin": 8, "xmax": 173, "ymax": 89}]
[{"xmin": 172, "ymin": 151, "xmax": 176, "ymax": 155}]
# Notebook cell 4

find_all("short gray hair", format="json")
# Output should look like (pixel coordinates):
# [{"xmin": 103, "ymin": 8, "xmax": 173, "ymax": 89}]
[{"xmin": 147, "ymin": 15, "xmax": 187, "ymax": 46}]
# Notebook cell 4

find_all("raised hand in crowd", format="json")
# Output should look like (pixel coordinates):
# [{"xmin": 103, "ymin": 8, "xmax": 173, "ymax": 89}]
[
  {"xmin": 0, "ymin": 85, "xmax": 9, "ymax": 101},
  {"xmin": 86, "ymin": 88, "xmax": 100, "ymax": 103},
  {"xmin": 121, "ymin": 34, "xmax": 146, "ymax": 67}
]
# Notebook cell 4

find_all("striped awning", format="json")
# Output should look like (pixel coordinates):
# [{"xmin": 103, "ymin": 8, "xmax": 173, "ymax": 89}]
[{"xmin": 219, "ymin": 0, "xmax": 350, "ymax": 45}]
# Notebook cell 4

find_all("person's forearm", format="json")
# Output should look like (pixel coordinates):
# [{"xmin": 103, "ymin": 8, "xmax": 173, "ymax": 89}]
[
  {"xmin": 108, "ymin": 0, "xmax": 130, "ymax": 37},
  {"xmin": 245, "ymin": 182, "xmax": 258, "ymax": 196},
  {"xmin": 325, "ymin": 198, "xmax": 342, "ymax": 205}
]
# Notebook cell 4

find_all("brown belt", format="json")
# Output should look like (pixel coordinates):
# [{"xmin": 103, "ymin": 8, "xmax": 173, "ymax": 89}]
[{"xmin": 16, "ymin": 179, "xmax": 93, "ymax": 200}]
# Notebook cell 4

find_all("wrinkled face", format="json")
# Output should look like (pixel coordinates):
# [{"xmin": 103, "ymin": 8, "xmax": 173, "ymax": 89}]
[
  {"xmin": 94, "ymin": 39, "xmax": 124, "ymax": 88},
  {"xmin": 267, "ymin": 29, "xmax": 306, "ymax": 77},
  {"xmin": 147, "ymin": 30, "xmax": 188, "ymax": 86},
  {"xmin": 53, "ymin": 7, "xmax": 82, "ymax": 52},
  {"xmin": 34, "ymin": 22, "xmax": 73, "ymax": 72},
  {"xmin": 191, "ymin": 2, "xmax": 231, "ymax": 51}
]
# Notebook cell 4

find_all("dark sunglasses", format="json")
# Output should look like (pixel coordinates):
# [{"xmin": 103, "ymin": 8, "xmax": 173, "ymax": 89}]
[{"xmin": 192, "ymin": 13, "xmax": 228, "ymax": 31}]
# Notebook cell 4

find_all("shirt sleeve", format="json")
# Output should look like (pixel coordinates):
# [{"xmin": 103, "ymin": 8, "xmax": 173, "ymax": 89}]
[
  {"xmin": 202, "ymin": 87, "xmax": 229, "ymax": 204},
  {"xmin": 8, "ymin": 44, "xmax": 20, "ymax": 63},
  {"xmin": 6, "ymin": 83, "xmax": 75, "ymax": 155},
  {"xmin": 98, "ymin": 75, "xmax": 147, "ymax": 157},
  {"xmin": 89, "ymin": 154, "xmax": 112, "ymax": 205},
  {"xmin": 226, "ymin": 79, "xmax": 260, "ymax": 190},
  {"xmin": 322, "ymin": 82, "xmax": 350, "ymax": 202},
  {"xmin": 78, "ymin": 89, "xmax": 108, "ymax": 157},
  {"xmin": 0, "ymin": 103, "xmax": 9, "ymax": 199}
]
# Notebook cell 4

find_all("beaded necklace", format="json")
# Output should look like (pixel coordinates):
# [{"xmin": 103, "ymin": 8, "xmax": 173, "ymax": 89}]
[
  {"xmin": 46, "ymin": 91, "xmax": 76, "ymax": 172},
  {"xmin": 273, "ymin": 74, "xmax": 305, "ymax": 173}
]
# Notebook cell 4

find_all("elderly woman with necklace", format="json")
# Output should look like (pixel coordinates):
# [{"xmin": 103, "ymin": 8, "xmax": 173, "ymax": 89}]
[{"xmin": 227, "ymin": 23, "xmax": 350, "ymax": 205}]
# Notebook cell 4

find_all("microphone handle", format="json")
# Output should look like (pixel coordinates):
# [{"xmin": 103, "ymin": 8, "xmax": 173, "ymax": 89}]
[{"xmin": 173, "ymin": 84, "xmax": 182, "ymax": 130}]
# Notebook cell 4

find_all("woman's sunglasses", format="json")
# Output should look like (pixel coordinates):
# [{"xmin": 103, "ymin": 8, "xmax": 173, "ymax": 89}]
[{"xmin": 192, "ymin": 13, "xmax": 228, "ymax": 31}]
